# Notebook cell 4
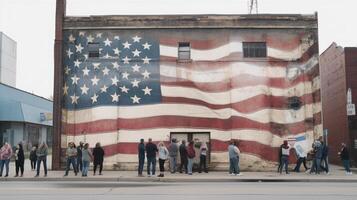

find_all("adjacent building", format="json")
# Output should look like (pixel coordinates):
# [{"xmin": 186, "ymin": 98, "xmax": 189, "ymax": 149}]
[
  {"xmin": 0, "ymin": 83, "xmax": 53, "ymax": 149},
  {"xmin": 0, "ymin": 32, "xmax": 17, "ymax": 87},
  {"xmin": 53, "ymin": 0, "xmax": 321, "ymax": 170},
  {"xmin": 320, "ymin": 42, "xmax": 357, "ymax": 165}
]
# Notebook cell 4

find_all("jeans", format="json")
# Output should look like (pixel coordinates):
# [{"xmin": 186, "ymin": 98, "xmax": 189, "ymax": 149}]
[
  {"xmin": 343, "ymin": 160, "xmax": 351, "ymax": 173},
  {"xmin": 77, "ymin": 157, "xmax": 83, "ymax": 172},
  {"xmin": 0, "ymin": 159, "xmax": 10, "ymax": 176},
  {"xmin": 15, "ymin": 160, "xmax": 24, "ymax": 176},
  {"xmin": 82, "ymin": 160, "xmax": 89, "ymax": 176},
  {"xmin": 65, "ymin": 157, "xmax": 78, "ymax": 175},
  {"xmin": 169, "ymin": 156, "xmax": 177, "ymax": 173},
  {"xmin": 179, "ymin": 156, "xmax": 188, "ymax": 173},
  {"xmin": 159, "ymin": 158, "xmax": 166, "ymax": 173},
  {"xmin": 311, "ymin": 158, "xmax": 322, "ymax": 174},
  {"xmin": 147, "ymin": 157, "xmax": 156, "ymax": 175},
  {"xmin": 229, "ymin": 156, "xmax": 239, "ymax": 174},
  {"xmin": 36, "ymin": 158, "xmax": 47, "ymax": 176},
  {"xmin": 138, "ymin": 155, "xmax": 145, "ymax": 175},
  {"xmin": 93, "ymin": 162, "xmax": 103, "ymax": 174},
  {"xmin": 280, "ymin": 155, "xmax": 289, "ymax": 173},
  {"xmin": 199, "ymin": 155, "xmax": 208, "ymax": 173},
  {"xmin": 30, "ymin": 159, "xmax": 37, "ymax": 170},
  {"xmin": 294, "ymin": 157, "xmax": 308, "ymax": 172},
  {"xmin": 320, "ymin": 157, "xmax": 329, "ymax": 173},
  {"xmin": 187, "ymin": 158, "xmax": 194, "ymax": 174}
]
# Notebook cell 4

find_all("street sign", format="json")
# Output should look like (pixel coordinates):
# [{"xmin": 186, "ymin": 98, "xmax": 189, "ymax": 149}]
[{"xmin": 347, "ymin": 104, "xmax": 356, "ymax": 116}]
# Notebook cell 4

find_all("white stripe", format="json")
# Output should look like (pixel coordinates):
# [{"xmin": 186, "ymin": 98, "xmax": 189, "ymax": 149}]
[
  {"xmin": 62, "ymin": 103, "xmax": 318, "ymax": 124},
  {"xmin": 64, "ymin": 129, "xmax": 313, "ymax": 149},
  {"xmin": 160, "ymin": 42, "xmax": 304, "ymax": 61}
]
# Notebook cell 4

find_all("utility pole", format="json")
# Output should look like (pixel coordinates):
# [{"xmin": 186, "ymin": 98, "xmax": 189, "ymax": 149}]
[{"xmin": 248, "ymin": 0, "xmax": 258, "ymax": 14}]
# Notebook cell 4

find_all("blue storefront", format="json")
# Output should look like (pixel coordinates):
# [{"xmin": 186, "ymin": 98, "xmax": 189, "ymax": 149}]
[{"xmin": 0, "ymin": 83, "xmax": 53, "ymax": 150}]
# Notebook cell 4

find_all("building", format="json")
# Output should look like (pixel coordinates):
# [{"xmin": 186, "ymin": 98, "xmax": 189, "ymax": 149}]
[
  {"xmin": 320, "ymin": 42, "xmax": 357, "ymax": 165},
  {"xmin": 53, "ymin": 0, "xmax": 321, "ymax": 170},
  {"xmin": 0, "ymin": 32, "xmax": 17, "ymax": 87},
  {"xmin": 0, "ymin": 83, "xmax": 53, "ymax": 150}
]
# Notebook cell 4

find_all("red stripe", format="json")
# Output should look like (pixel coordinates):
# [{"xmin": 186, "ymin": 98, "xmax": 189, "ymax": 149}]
[
  {"xmin": 161, "ymin": 73, "xmax": 312, "ymax": 92},
  {"xmin": 62, "ymin": 115, "xmax": 318, "ymax": 136}
]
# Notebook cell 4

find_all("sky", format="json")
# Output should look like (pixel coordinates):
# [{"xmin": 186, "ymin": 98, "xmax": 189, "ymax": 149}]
[{"xmin": 0, "ymin": 0, "xmax": 356, "ymax": 98}]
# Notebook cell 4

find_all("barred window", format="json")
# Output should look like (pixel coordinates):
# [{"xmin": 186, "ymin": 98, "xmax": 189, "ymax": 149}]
[
  {"xmin": 88, "ymin": 43, "xmax": 100, "ymax": 58},
  {"xmin": 243, "ymin": 42, "xmax": 267, "ymax": 58},
  {"xmin": 178, "ymin": 42, "xmax": 191, "ymax": 61}
]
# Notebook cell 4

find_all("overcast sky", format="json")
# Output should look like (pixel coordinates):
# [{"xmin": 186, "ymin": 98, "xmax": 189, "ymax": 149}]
[{"xmin": 0, "ymin": 0, "xmax": 356, "ymax": 98}]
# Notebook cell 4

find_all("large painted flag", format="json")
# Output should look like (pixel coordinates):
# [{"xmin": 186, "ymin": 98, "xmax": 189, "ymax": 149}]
[{"xmin": 62, "ymin": 30, "xmax": 321, "ymax": 166}]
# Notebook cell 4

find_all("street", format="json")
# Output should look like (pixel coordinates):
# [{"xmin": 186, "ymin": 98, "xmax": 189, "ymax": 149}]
[{"xmin": 0, "ymin": 181, "xmax": 356, "ymax": 200}]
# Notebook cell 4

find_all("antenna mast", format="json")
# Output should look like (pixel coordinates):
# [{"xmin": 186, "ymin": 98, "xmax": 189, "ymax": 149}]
[{"xmin": 248, "ymin": 0, "xmax": 258, "ymax": 14}]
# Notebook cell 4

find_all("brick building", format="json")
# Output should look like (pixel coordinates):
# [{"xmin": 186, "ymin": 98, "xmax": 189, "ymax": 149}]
[
  {"xmin": 320, "ymin": 42, "xmax": 357, "ymax": 165},
  {"xmin": 53, "ymin": 0, "xmax": 321, "ymax": 170}
]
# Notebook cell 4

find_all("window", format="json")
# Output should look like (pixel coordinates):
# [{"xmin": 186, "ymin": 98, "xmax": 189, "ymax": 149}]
[
  {"xmin": 287, "ymin": 96, "xmax": 302, "ymax": 110},
  {"xmin": 88, "ymin": 43, "xmax": 100, "ymax": 58},
  {"xmin": 243, "ymin": 42, "xmax": 267, "ymax": 58},
  {"xmin": 178, "ymin": 42, "xmax": 191, "ymax": 61}
]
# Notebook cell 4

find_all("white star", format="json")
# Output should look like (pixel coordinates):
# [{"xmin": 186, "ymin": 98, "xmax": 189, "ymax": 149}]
[
  {"xmin": 131, "ymin": 79, "xmax": 140, "ymax": 88},
  {"xmin": 63, "ymin": 83, "xmax": 69, "ymax": 95},
  {"xmin": 71, "ymin": 75, "xmax": 80, "ymax": 85},
  {"xmin": 111, "ymin": 76, "xmax": 119, "ymax": 86},
  {"xmin": 132, "ymin": 64, "xmax": 141, "ymax": 72},
  {"xmin": 142, "ymin": 42, "xmax": 151, "ymax": 50},
  {"xmin": 122, "ymin": 71, "xmax": 129, "ymax": 79},
  {"xmin": 114, "ymin": 36, "xmax": 120, "ymax": 40},
  {"xmin": 102, "ymin": 67, "xmax": 110, "ymax": 76},
  {"xmin": 112, "ymin": 62, "xmax": 120, "ymax": 70},
  {"xmin": 142, "ymin": 86, "xmax": 152, "ymax": 95},
  {"xmin": 91, "ymin": 76, "xmax": 100, "ymax": 86},
  {"xmin": 91, "ymin": 93, "xmax": 98, "ymax": 103},
  {"xmin": 80, "ymin": 84, "xmax": 89, "ymax": 95},
  {"xmin": 93, "ymin": 63, "xmax": 100, "ymax": 70},
  {"xmin": 113, "ymin": 48, "xmax": 121, "ymax": 56},
  {"xmin": 122, "ymin": 56, "xmax": 131, "ymax": 64},
  {"xmin": 87, "ymin": 35, "xmax": 94, "ymax": 43},
  {"xmin": 104, "ymin": 53, "xmax": 111, "ymax": 59},
  {"xmin": 142, "ymin": 70, "xmax": 151, "ymax": 79},
  {"xmin": 120, "ymin": 86, "xmax": 130, "ymax": 93},
  {"xmin": 132, "ymin": 49, "xmax": 141, "ymax": 57},
  {"xmin": 66, "ymin": 48, "xmax": 73, "ymax": 58},
  {"xmin": 70, "ymin": 94, "xmax": 79, "ymax": 104},
  {"xmin": 79, "ymin": 31, "xmax": 85, "ymax": 36},
  {"xmin": 96, "ymin": 33, "xmax": 103, "ymax": 38},
  {"xmin": 68, "ymin": 34, "xmax": 76, "ymax": 43},
  {"xmin": 142, "ymin": 56, "xmax": 151, "ymax": 64},
  {"xmin": 104, "ymin": 38, "xmax": 112, "ymax": 46},
  {"xmin": 131, "ymin": 95, "xmax": 141, "ymax": 104},
  {"xmin": 84, "ymin": 54, "xmax": 88, "ymax": 60},
  {"xmin": 132, "ymin": 35, "xmax": 142, "ymax": 43},
  {"xmin": 82, "ymin": 67, "xmax": 90, "ymax": 76},
  {"xmin": 111, "ymin": 92, "xmax": 120, "ymax": 102},
  {"xmin": 100, "ymin": 85, "xmax": 108, "ymax": 93},
  {"xmin": 74, "ymin": 59, "xmax": 81, "ymax": 68},
  {"xmin": 123, "ymin": 41, "xmax": 132, "ymax": 49},
  {"xmin": 75, "ymin": 43, "xmax": 84, "ymax": 53},
  {"xmin": 64, "ymin": 66, "xmax": 71, "ymax": 75}
]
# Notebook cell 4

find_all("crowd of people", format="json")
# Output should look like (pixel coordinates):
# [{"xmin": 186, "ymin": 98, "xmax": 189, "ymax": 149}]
[{"xmin": 0, "ymin": 137, "xmax": 354, "ymax": 178}]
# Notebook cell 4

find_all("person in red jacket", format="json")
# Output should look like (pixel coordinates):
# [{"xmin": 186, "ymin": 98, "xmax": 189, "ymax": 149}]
[{"xmin": 187, "ymin": 141, "xmax": 196, "ymax": 175}]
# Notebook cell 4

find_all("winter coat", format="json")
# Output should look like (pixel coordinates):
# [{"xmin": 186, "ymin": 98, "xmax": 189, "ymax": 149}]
[
  {"xmin": 145, "ymin": 142, "xmax": 158, "ymax": 158},
  {"xmin": 92, "ymin": 147, "xmax": 105, "ymax": 164}
]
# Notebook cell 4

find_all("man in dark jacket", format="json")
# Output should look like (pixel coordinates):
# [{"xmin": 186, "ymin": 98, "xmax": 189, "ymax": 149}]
[
  {"xmin": 319, "ymin": 137, "xmax": 329, "ymax": 174},
  {"xmin": 179, "ymin": 140, "xmax": 188, "ymax": 174},
  {"xmin": 145, "ymin": 138, "xmax": 158, "ymax": 176},
  {"xmin": 339, "ymin": 143, "xmax": 352, "ymax": 175},
  {"xmin": 77, "ymin": 141, "xmax": 84, "ymax": 172},
  {"xmin": 138, "ymin": 139, "xmax": 145, "ymax": 176}
]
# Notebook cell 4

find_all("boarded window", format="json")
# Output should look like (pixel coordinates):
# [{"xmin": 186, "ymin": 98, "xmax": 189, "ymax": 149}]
[
  {"xmin": 88, "ymin": 43, "xmax": 100, "ymax": 58},
  {"xmin": 243, "ymin": 42, "xmax": 267, "ymax": 58},
  {"xmin": 288, "ymin": 96, "xmax": 302, "ymax": 110},
  {"xmin": 178, "ymin": 42, "xmax": 191, "ymax": 61}
]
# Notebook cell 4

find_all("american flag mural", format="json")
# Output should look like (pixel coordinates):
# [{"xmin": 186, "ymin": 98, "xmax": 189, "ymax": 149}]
[{"xmin": 61, "ymin": 29, "xmax": 321, "ymax": 169}]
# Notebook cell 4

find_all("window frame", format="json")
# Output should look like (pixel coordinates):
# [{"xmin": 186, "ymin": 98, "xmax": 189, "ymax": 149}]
[
  {"xmin": 242, "ymin": 42, "xmax": 267, "ymax": 58},
  {"xmin": 177, "ymin": 42, "xmax": 191, "ymax": 62}
]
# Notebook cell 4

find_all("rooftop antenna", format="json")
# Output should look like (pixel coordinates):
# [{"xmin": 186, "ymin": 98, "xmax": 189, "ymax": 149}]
[{"xmin": 248, "ymin": 0, "xmax": 258, "ymax": 14}]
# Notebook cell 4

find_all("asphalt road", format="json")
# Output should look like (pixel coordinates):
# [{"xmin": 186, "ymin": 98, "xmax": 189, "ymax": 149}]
[{"xmin": 0, "ymin": 181, "xmax": 356, "ymax": 200}]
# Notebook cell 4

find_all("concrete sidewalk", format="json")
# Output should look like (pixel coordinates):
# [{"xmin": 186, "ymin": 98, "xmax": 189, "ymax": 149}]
[{"xmin": 1, "ymin": 161, "xmax": 357, "ymax": 182}]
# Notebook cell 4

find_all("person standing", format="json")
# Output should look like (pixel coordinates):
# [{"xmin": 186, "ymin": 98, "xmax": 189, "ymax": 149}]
[
  {"xmin": 293, "ymin": 146, "xmax": 308, "ymax": 172},
  {"xmin": 145, "ymin": 138, "xmax": 158, "ymax": 177},
  {"xmin": 319, "ymin": 137, "xmax": 329, "ymax": 174},
  {"xmin": 310, "ymin": 139, "xmax": 322, "ymax": 174},
  {"xmin": 0, "ymin": 142, "xmax": 13, "ymax": 177},
  {"xmin": 277, "ymin": 143, "xmax": 283, "ymax": 173},
  {"xmin": 228, "ymin": 140, "xmax": 241, "ymax": 176},
  {"xmin": 187, "ymin": 141, "xmax": 196, "ymax": 175},
  {"xmin": 14, "ymin": 143, "xmax": 25, "ymax": 177},
  {"xmin": 35, "ymin": 142, "xmax": 48, "ymax": 177},
  {"xmin": 168, "ymin": 138, "xmax": 178, "ymax": 174},
  {"xmin": 179, "ymin": 140, "xmax": 188, "ymax": 174},
  {"xmin": 339, "ymin": 143, "xmax": 352, "ymax": 175},
  {"xmin": 81, "ymin": 143, "xmax": 93, "ymax": 177},
  {"xmin": 77, "ymin": 141, "xmax": 84, "ymax": 173},
  {"xmin": 93, "ymin": 142, "xmax": 105, "ymax": 175},
  {"xmin": 64, "ymin": 142, "xmax": 78, "ymax": 176},
  {"xmin": 138, "ymin": 139, "xmax": 145, "ymax": 177},
  {"xmin": 158, "ymin": 142, "xmax": 169, "ymax": 177},
  {"xmin": 198, "ymin": 142, "xmax": 208, "ymax": 173},
  {"xmin": 29, "ymin": 146, "xmax": 37, "ymax": 171},
  {"xmin": 280, "ymin": 140, "xmax": 290, "ymax": 174}
]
